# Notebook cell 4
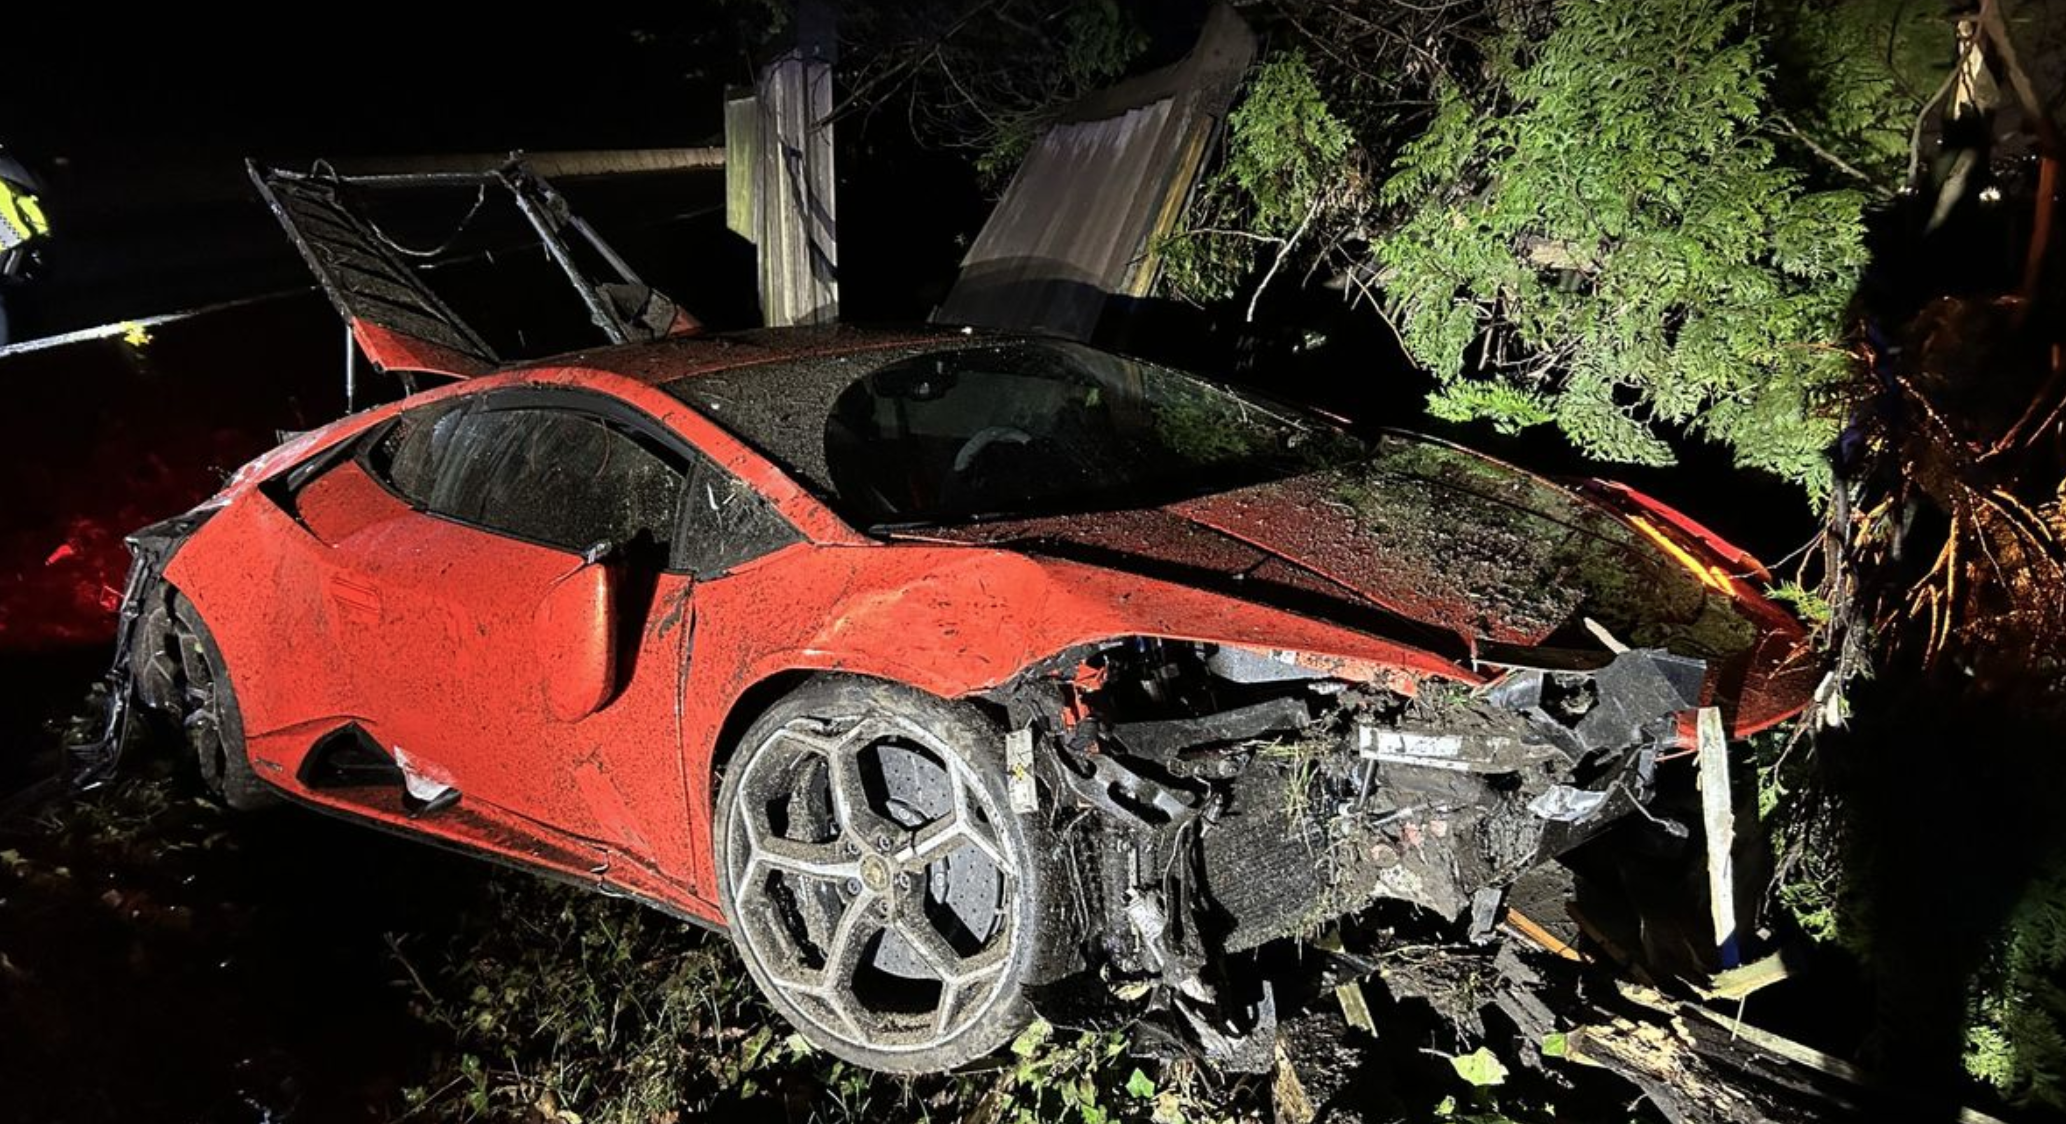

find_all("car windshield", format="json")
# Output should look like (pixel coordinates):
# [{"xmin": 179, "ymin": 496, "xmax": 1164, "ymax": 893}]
[{"xmin": 663, "ymin": 338, "xmax": 1370, "ymax": 528}]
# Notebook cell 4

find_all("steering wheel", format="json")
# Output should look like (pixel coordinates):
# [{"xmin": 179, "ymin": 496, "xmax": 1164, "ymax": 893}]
[{"xmin": 952, "ymin": 426, "xmax": 1034, "ymax": 475}]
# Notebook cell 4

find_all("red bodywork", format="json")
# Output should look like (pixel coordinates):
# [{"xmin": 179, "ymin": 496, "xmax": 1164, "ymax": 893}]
[{"xmin": 155, "ymin": 327, "xmax": 1814, "ymax": 928}]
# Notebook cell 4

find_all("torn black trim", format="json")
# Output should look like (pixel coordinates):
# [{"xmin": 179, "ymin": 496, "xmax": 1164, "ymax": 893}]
[{"xmin": 71, "ymin": 506, "xmax": 217, "ymax": 790}]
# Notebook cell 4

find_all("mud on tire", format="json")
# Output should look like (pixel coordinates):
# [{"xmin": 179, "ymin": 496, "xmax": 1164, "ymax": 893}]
[{"xmin": 714, "ymin": 675, "xmax": 1065, "ymax": 1073}]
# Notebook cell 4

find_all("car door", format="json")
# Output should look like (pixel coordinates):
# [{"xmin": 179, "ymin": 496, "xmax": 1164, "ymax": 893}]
[{"xmin": 338, "ymin": 390, "xmax": 699, "ymax": 856}]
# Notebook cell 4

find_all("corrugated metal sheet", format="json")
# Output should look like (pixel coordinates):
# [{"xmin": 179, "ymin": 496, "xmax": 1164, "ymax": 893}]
[{"xmin": 936, "ymin": 3, "xmax": 1255, "ymax": 340}]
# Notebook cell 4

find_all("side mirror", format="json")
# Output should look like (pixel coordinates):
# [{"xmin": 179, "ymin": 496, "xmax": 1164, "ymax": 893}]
[{"xmin": 536, "ymin": 552, "xmax": 618, "ymax": 722}]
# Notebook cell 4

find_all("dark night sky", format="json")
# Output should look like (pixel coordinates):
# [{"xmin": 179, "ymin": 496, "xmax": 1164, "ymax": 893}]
[
  {"xmin": 0, "ymin": 10, "xmax": 994, "ymax": 335},
  {"xmin": 5, "ymin": 15, "xmax": 762, "ymax": 164},
  {"xmin": 0, "ymin": 5, "xmax": 1226, "ymax": 336}
]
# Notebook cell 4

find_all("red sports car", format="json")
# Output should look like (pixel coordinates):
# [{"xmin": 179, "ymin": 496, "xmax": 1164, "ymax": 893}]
[{"xmin": 82, "ymin": 165, "xmax": 1813, "ymax": 1074}]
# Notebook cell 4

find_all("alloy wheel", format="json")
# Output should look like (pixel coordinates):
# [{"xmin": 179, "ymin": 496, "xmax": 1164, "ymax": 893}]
[{"xmin": 722, "ymin": 710, "xmax": 1018, "ymax": 1055}]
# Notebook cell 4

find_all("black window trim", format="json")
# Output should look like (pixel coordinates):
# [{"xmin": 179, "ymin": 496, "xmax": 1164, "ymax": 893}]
[
  {"xmin": 352, "ymin": 408, "xmax": 448, "ymax": 513},
  {"xmin": 346, "ymin": 386, "xmax": 803, "ymax": 576}
]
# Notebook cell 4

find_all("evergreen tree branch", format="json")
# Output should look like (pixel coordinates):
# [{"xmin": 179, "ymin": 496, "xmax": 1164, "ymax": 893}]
[
  {"xmin": 1771, "ymin": 113, "xmax": 1896, "ymax": 197},
  {"xmin": 1248, "ymin": 196, "xmax": 1322, "ymax": 323}
]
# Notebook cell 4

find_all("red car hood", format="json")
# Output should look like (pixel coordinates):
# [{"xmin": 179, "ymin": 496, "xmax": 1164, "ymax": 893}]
[{"xmin": 896, "ymin": 433, "xmax": 1813, "ymax": 730}]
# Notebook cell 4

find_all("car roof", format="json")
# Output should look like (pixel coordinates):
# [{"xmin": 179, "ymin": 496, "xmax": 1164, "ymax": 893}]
[{"xmin": 508, "ymin": 323, "xmax": 984, "ymax": 387}]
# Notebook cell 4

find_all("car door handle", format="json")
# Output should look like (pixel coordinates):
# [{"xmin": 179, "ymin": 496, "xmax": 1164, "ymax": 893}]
[{"xmin": 328, "ymin": 574, "xmax": 382, "ymax": 625}]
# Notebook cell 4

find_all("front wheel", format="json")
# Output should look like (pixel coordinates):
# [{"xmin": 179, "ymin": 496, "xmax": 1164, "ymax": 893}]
[{"xmin": 714, "ymin": 676, "xmax": 1059, "ymax": 1073}]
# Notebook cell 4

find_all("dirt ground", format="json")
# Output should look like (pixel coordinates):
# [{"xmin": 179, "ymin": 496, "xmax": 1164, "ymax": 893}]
[
  {"xmin": 0, "ymin": 661, "xmax": 1673, "ymax": 1124},
  {"xmin": 0, "ymin": 696, "xmax": 480, "ymax": 1121}
]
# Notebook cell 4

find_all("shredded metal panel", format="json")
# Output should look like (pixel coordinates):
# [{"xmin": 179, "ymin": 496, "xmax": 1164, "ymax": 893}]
[{"xmin": 937, "ymin": 3, "xmax": 1255, "ymax": 339}]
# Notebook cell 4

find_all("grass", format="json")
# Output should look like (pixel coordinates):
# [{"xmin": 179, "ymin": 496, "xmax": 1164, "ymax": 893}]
[{"xmin": 384, "ymin": 861, "xmax": 1266, "ymax": 1124}]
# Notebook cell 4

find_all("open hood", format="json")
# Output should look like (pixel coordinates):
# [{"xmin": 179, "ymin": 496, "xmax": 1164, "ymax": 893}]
[
  {"xmin": 250, "ymin": 163, "xmax": 500, "ymax": 379},
  {"xmin": 249, "ymin": 159, "xmax": 698, "ymax": 383}
]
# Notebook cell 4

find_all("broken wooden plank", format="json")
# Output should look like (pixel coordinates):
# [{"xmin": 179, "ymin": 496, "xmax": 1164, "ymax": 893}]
[
  {"xmin": 1566, "ymin": 1016, "xmax": 1791, "ymax": 1124},
  {"xmin": 1682, "ymin": 1006, "xmax": 2010, "ymax": 1124},
  {"xmin": 733, "ymin": 14, "xmax": 839, "ymax": 330},
  {"xmin": 1696, "ymin": 706, "xmax": 1740, "ymax": 968},
  {"xmin": 723, "ymin": 93, "xmax": 759, "ymax": 241},
  {"xmin": 1700, "ymin": 948, "xmax": 1802, "ymax": 1003},
  {"xmin": 1505, "ymin": 907, "xmax": 1587, "ymax": 962},
  {"xmin": 1334, "ymin": 977, "xmax": 1377, "ymax": 1036},
  {"xmin": 1583, "ymin": 616, "xmax": 1631, "ymax": 652}
]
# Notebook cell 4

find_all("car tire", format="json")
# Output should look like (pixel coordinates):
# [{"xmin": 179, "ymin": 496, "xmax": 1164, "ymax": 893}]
[
  {"xmin": 714, "ymin": 675, "xmax": 1060, "ymax": 1073},
  {"xmin": 167, "ymin": 593, "xmax": 278, "ymax": 811}
]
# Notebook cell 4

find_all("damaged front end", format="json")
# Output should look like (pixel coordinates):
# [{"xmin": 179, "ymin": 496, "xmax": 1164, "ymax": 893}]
[
  {"xmin": 989, "ymin": 638, "xmax": 1703, "ymax": 1068},
  {"xmin": 70, "ymin": 508, "xmax": 216, "ymax": 790}
]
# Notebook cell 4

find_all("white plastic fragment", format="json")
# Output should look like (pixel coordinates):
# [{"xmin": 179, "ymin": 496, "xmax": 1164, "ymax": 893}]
[
  {"xmin": 1528, "ymin": 784, "xmax": 1610, "ymax": 822},
  {"xmin": 1004, "ymin": 727, "xmax": 1037, "ymax": 813},
  {"xmin": 393, "ymin": 744, "xmax": 456, "ymax": 804},
  {"xmin": 1362, "ymin": 729, "xmax": 1463, "ymax": 759}
]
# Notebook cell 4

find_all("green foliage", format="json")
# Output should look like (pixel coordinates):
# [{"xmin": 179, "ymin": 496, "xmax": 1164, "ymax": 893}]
[
  {"xmin": 1060, "ymin": 0, "xmax": 1147, "ymax": 89},
  {"xmin": 845, "ymin": 0, "xmax": 1146, "ymax": 191},
  {"xmin": 1372, "ymin": 0, "xmax": 1869, "ymax": 492},
  {"xmin": 1765, "ymin": 580, "xmax": 1832, "ymax": 626},
  {"xmin": 989, "ymin": 1020, "xmax": 1155, "ymax": 1124},
  {"xmin": 1775, "ymin": 863, "xmax": 1846, "ymax": 947},
  {"xmin": 975, "ymin": 117, "xmax": 1050, "ymax": 188},
  {"xmin": 1162, "ymin": 51, "xmax": 1354, "ymax": 302},
  {"xmin": 1150, "ymin": 386, "xmax": 1278, "ymax": 462},
  {"xmin": 1426, "ymin": 379, "xmax": 1556, "ymax": 435},
  {"xmin": 972, "ymin": 3, "xmax": 1148, "ymax": 184},
  {"xmin": 1450, "ymin": 1046, "xmax": 1511, "ymax": 1087},
  {"xmin": 1432, "ymin": 1089, "xmax": 1568, "ymax": 1123},
  {"xmin": 1761, "ymin": 0, "xmax": 1951, "ymax": 186},
  {"xmin": 1965, "ymin": 853, "xmax": 2066, "ymax": 1111},
  {"xmin": 1222, "ymin": 52, "xmax": 1355, "ymax": 237},
  {"xmin": 1747, "ymin": 729, "xmax": 1852, "ymax": 948},
  {"xmin": 402, "ymin": 880, "xmax": 827, "ymax": 1122}
]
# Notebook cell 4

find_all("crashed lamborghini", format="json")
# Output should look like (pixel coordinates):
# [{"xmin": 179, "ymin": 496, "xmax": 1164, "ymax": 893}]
[{"xmin": 80, "ymin": 163, "xmax": 1814, "ymax": 1075}]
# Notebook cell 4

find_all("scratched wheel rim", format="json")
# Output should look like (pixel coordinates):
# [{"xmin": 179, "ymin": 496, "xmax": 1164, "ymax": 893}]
[{"xmin": 725, "ymin": 712, "xmax": 1017, "ymax": 1053}]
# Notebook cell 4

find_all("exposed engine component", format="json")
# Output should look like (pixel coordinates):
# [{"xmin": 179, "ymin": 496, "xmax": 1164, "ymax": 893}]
[{"xmin": 989, "ymin": 636, "xmax": 1702, "ymax": 1069}]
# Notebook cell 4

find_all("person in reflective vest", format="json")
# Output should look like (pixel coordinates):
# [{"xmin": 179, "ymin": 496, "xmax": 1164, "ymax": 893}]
[
  {"xmin": 0, "ymin": 153, "xmax": 47, "ymax": 254},
  {"xmin": 0, "ymin": 147, "xmax": 47, "ymax": 345}
]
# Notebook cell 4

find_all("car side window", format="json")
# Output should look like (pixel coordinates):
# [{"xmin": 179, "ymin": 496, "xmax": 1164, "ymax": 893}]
[
  {"xmin": 429, "ymin": 405, "xmax": 688, "ymax": 557},
  {"xmin": 363, "ymin": 400, "xmax": 468, "ymax": 507},
  {"xmin": 678, "ymin": 457, "xmax": 803, "ymax": 576}
]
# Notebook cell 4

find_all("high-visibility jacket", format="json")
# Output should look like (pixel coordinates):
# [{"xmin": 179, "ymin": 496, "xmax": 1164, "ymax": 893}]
[{"xmin": 0, "ymin": 177, "xmax": 47, "ymax": 250}]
